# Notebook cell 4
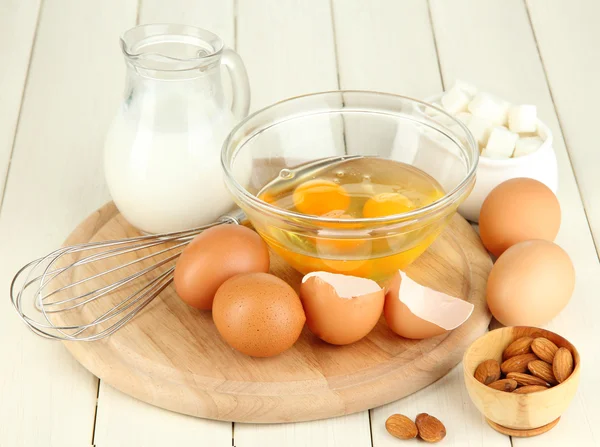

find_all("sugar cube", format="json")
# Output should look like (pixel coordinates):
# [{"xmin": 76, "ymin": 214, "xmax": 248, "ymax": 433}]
[
  {"xmin": 513, "ymin": 136, "xmax": 543, "ymax": 157},
  {"xmin": 468, "ymin": 93, "xmax": 510, "ymax": 126},
  {"xmin": 452, "ymin": 80, "xmax": 478, "ymax": 97},
  {"xmin": 497, "ymin": 100, "xmax": 511, "ymax": 126},
  {"xmin": 441, "ymin": 86, "xmax": 471, "ymax": 115},
  {"xmin": 467, "ymin": 114, "xmax": 493, "ymax": 147},
  {"xmin": 508, "ymin": 104, "xmax": 537, "ymax": 133},
  {"xmin": 432, "ymin": 113, "xmax": 456, "ymax": 128},
  {"xmin": 424, "ymin": 102, "xmax": 442, "ymax": 117},
  {"xmin": 455, "ymin": 112, "xmax": 472, "ymax": 125},
  {"xmin": 484, "ymin": 126, "xmax": 519, "ymax": 158}
]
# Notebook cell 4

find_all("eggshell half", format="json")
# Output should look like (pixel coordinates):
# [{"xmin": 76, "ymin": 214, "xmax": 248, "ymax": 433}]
[
  {"xmin": 384, "ymin": 271, "xmax": 474, "ymax": 339},
  {"xmin": 300, "ymin": 272, "xmax": 385, "ymax": 345}
]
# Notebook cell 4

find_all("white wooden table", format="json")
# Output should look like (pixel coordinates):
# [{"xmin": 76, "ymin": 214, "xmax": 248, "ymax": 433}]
[{"xmin": 1, "ymin": 1, "xmax": 598, "ymax": 446}]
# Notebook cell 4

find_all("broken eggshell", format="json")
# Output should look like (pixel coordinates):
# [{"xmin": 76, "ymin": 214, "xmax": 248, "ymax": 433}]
[
  {"xmin": 384, "ymin": 271, "xmax": 474, "ymax": 339},
  {"xmin": 300, "ymin": 271, "xmax": 385, "ymax": 345}
]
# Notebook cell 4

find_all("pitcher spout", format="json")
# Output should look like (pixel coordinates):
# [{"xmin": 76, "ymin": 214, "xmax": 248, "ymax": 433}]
[{"xmin": 120, "ymin": 24, "xmax": 224, "ymax": 76}]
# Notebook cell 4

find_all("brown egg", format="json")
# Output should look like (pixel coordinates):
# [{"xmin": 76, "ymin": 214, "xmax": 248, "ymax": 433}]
[
  {"xmin": 479, "ymin": 178, "xmax": 561, "ymax": 257},
  {"xmin": 487, "ymin": 240, "xmax": 575, "ymax": 326},
  {"xmin": 212, "ymin": 272, "xmax": 305, "ymax": 357},
  {"xmin": 174, "ymin": 225, "xmax": 270, "ymax": 310},
  {"xmin": 384, "ymin": 272, "xmax": 446, "ymax": 339},
  {"xmin": 300, "ymin": 272, "xmax": 385, "ymax": 345}
]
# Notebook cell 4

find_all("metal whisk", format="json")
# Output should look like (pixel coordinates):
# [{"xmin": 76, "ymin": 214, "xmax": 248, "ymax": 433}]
[
  {"xmin": 10, "ymin": 210, "xmax": 245, "ymax": 342},
  {"xmin": 10, "ymin": 155, "xmax": 365, "ymax": 341}
]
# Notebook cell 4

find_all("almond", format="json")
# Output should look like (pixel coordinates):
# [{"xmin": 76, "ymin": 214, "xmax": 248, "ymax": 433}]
[
  {"xmin": 506, "ymin": 372, "xmax": 550, "ymax": 387},
  {"xmin": 513, "ymin": 385, "xmax": 548, "ymax": 394},
  {"xmin": 385, "ymin": 414, "xmax": 418, "ymax": 440},
  {"xmin": 474, "ymin": 359, "xmax": 501, "ymax": 385},
  {"xmin": 553, "ymin": 347, "xmax": 574, "ymax": 383},
  {"xmin": 531, "ymin": 337, "xmax": 559, "ymax": 363},
  {"xmin": 500, "ymin": 353, "xmax": 538, "ymax": 374},
  {"xmin": 503, "ymin": 336, "xmax": 534, "ymax": 360},
  {"xmin": 488, "ymin": 378, "xmax": 518, "ymax": 392},
  {"xmin": 415, "ymin": 413, "xmax": 446, "ymax": 443},
  {"xmin": 528, "ymin": 360, "xmax": 558, "ymax": 385}
]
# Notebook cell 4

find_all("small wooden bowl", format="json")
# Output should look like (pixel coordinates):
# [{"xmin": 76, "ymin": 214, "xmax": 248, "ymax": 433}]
[{"xmin": 463, "ymin": 326, "xmax": 580, "ymax": 435}]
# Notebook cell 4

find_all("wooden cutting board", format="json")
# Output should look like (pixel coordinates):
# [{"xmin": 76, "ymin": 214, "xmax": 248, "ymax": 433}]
[{"xmin": 57, "ymin": 202, "xmax": 492, "ymax": 423}]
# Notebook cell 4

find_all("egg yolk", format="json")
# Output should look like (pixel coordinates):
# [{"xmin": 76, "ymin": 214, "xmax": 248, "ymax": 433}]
[
  {"xmin": 362, "ymin": 192, "xmax": 415, "ymax": 218},
  {"xmin": 293, "ymin": 179, "xmax": 350, "ymax": 216},
  {"xmin": 316, "ymin": 235, "xmax": 370, "ymax": 256},
  {"xmin": 258, "ymin": 191, "xmax": 276, "ymax": 204}
]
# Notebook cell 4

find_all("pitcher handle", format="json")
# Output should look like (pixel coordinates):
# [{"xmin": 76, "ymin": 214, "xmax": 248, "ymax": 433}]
[{"xmin": 221, "ymin": 48, "xmax": 250, "ymax": 119}]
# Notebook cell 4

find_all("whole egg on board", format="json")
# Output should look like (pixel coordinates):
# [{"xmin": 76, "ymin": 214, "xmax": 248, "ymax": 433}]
[
  {"xmin": 174, "ymin": 225, "xmax": 270, "ymax": 310},
  {"xmin": 479, "ymin": 178, "xmax": 561, "ymax": 257},
  {"xmin": 212, "ymin": 272, "xmax": 306, "ymax": 357},
  {"xmin": 486, "ymin": 240, "xmax": 575, "ymax": 327}
]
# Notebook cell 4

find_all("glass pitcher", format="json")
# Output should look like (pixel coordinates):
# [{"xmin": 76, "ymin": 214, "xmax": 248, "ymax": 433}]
[{"xmin": 104, "ymin": 24, "xmax": 250, "ymax": 234}]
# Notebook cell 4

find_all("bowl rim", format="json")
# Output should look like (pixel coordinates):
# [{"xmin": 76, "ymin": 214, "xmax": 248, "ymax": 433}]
[
  {"xmin": 221, "ymin": 90, "xmax": 479, "ymax": 227},
  {"xmin": 425, "ymin": 93, "xmax": 554, "ymax": 167},
  {"xmin": 462, "ymin": 326, "xmax": 581, "ymax": 395}
]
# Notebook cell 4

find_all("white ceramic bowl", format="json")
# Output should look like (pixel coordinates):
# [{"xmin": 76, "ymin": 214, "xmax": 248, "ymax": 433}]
[{"xmin": 426, "ymin": 95, "xmax": 558, "ymax": 222}]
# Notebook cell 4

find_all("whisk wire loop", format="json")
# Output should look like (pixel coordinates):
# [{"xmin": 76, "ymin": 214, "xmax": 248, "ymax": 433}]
[{"xmin": 10, "ymin": 211, "xmax": 243, "ymax": 341}]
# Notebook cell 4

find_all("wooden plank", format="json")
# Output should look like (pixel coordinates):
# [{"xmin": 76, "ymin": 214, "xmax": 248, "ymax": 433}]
[
  {"xmin": 92, "ymin": 2, "xmax": 234, "ymax": 446},
  {"xmin": 429, "ymin": 0, "xmax": 598, "ymax": 445},
  {"xmin": 333, "ymin": 0, "xmax": 441, "ymax": 97},
  {"xmin": 235, "ymin": 412, "xmax": 372, "ymax": 447},
  {"xmin": 371, "ymin": 366, "xmax": 507, "ymax": 446},
  {"xmin": 234, "ymin": 0, "xmax": 370, "ymax": 444},
  {"xmin": 526, "ymin": 0, "xmax": 600, "ymax": 251},
  {"xmin": 332, "ymin": 2, "xmax": 508, "ymax": 445},
  {"xmin": 94, "ymin": 384, "xmax": 231, "ymax": 447},
  {"xmin": 0, "ymin": 0, "xmax": 137, "ymax": 446},
  {"xmin": 236, "ymin": 0, "xmax": 338, "ymax": 111},
  {"xmin": 139, "ymin": 0, "xmax": 234, "ymax": 34},
  {"xmin": 331, "ymin": 0, "xmax": 441, "ymax": 157},
  {"xmin": 236, "ymin": 0, "xmax": 344, "ymax": 161},
  {"xmin": 526, "ymin": 1, "xmax": 600, "ymax": 444},
  {"xmin": 0, "ymin": 0, "xmax": 40, "ymax": 200}
]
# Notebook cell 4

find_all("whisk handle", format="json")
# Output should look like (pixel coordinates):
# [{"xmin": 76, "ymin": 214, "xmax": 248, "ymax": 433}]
[{"xmin": 218, "ymin": 209, "xmax": 247, "ymax": 225}]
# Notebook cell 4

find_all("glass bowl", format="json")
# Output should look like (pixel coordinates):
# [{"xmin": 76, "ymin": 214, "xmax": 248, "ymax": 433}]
[{"xmin": 222, "ymin": 91, "xmax": 478, "ymax": 281}]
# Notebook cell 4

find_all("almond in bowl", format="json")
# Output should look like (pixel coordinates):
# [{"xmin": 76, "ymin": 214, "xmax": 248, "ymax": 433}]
[{"xmin": 463, "ymin": 326, "xmax": 580, "ymax": 437}]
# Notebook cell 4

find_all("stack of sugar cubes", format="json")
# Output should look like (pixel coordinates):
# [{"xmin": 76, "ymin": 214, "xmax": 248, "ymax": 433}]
[{"xmin": 433, "ymin": 81, "xmax": 544, "ymax": 159}]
